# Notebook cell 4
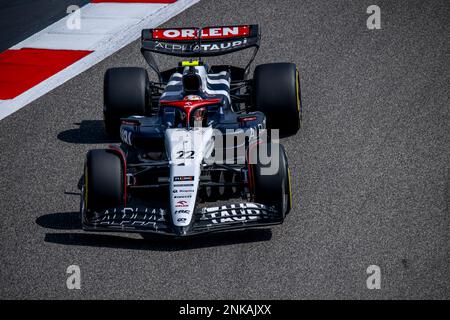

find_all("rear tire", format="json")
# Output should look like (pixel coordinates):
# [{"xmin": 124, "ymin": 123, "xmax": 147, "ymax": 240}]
[
  {"xmin": 84, "ymin": 149, "xmax": 124, "ymax": 212},
  {"xmin": 251, "ymin": 143, "xmax": 292, "ymax": 217},
  {"xmin": 253, "ymin": 63, "xmax": 301, "ymax": 136},
  {"xmin": 103, "ymin": 67, "xmax": 150, "ymax": 137}
]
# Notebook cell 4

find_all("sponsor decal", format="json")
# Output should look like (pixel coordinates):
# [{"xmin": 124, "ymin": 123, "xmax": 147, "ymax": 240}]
[
  {"xmin": 200, "ymin": 26, "xmax": 249, "ymax": 39},
  {"xmin": 120, "ymin": 128, "xmax": 132, "ymax": 145},
  {"xmin": 202, "ymin": 204, "xmax": 274, "ymax": 224},
  {"xmin": 177, "ymin": 217, "xmax": 187, "ymax": 223},
  {"xmin": 179, "ymin": 189, "xmax": 194, "ymax": 193},
  {"xmin": 154, "ymin": 41, "xmax": 199, "ymax": 53},
  {"xmin": 153, "ymin": 28, "xmax": 198, "ymax": 40},
  {"xmin": 174, "ymin": 176, "xmax": 194, "ymax": 181},
  {"xmin": 94, "ymin": 207, "xmax": 167, "ymax": 226},
  {"xmin": 154, "ymin": 39, "xmax": 247, "ymax": 53},
  {"xmin": 174, "ymin": 195, "xmax": 192, "ymax": 199},
  {"xmin": 174, "ymin": 184, "xmax": 194, "ymax": 187},
  {"xmin": 200, "ymin": 39, "xmax": 247, "ymax": 51},
  {"xmin": 175, "ymin": 200, "xmax": 189, "ymax": 208},
  {"xmin": 152, "ymin": 26, "xmax": 249, "ymax": 41},
  {"xmin": 175, "ymin": 210, "xmax": 189, "ymax": 214},
  {"xmin": 173, "ymin": 189, "xmax": 178, "ymax": 193}
]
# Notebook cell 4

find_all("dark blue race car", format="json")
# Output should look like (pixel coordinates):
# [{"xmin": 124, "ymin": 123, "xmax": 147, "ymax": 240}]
[{"xmin": 81, "ymin": 25, "xmax": 302, "ymax": 236}]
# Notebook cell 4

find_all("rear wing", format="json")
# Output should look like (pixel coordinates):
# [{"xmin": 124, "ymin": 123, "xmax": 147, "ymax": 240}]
[
  {"xmin": 141, "ymin": 25, "xmax": 260, "ymax": 57},
  {"xmin": 140, "ymin": 25, "xmax": 260, "ymax": 81}
]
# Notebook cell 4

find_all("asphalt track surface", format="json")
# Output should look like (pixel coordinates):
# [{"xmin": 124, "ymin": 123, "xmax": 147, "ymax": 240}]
[{"xmin": 0, "ymin": 0, "xmax": 449, "ymax": 299}]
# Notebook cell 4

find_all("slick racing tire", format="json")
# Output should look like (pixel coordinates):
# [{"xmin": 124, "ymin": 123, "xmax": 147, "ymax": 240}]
[
  {"xmin": 250, "ymin": 143, "xmax": 292, "ymax": 217},
  {"xmin": 253, "ymin": 63, "xmax": 301, "ymax": 136},
  {"xmin": 84, "ymin": 149, "xmax": 125, "ymax": 212},
  {"xmin": 103, "ymin": 67, "xmax": 150, "ymax": 137}
]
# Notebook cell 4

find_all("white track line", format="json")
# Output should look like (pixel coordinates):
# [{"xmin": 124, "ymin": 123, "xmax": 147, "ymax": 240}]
[{"xmin": 0, "ymin": 0, "xmax": 200, "ymax": 120}]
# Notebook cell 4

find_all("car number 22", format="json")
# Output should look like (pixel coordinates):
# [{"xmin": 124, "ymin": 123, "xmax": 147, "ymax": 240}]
[{"xmin": 176, "ymin": 150, "xmax": 195, "ymax": 159}]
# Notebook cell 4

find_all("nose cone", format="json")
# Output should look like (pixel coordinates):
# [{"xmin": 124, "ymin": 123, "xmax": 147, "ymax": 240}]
[{"xmin": 172, "ymin": 225, "xmax": 189, "ymax": 236}]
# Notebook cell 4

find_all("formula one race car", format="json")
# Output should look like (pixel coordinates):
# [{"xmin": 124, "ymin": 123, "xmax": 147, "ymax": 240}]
[{"xmin": 81, "ymin": 25, "xmax": 302, "ymax": 236}]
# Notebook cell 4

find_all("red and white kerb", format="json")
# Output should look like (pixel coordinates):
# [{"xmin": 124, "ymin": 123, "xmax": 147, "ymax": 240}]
[{"xmin": 0, "ymin": 0, "xmax": 199, "ymax": 121}]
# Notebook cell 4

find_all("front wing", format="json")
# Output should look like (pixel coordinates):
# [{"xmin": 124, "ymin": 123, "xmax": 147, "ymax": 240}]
[{"xmin": 82, "ymin": 203, "xmax": 283, "ymax": 236}]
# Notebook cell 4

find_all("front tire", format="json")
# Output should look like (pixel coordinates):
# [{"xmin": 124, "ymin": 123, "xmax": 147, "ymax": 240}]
[
  {"xmin": 84, "ymin": 149, "xmax": 125, "ymax": 212},
  {"xmin": 251, "ymin": 143, "xmax": 292, "ymax": 218}
]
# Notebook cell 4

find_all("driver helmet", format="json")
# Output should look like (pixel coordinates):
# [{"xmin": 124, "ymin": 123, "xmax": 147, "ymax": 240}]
[{"xmin": 193, "ymin": 107, "xmax": 207, "ymax": 126}]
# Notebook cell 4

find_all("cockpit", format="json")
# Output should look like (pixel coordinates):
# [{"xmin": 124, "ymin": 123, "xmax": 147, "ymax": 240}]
[{"xmin": 159, "ymin": 61, "xmax": 230, "ymax": 128}]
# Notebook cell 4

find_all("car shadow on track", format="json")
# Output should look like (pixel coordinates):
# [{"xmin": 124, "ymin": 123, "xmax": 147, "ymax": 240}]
[
  {"xmin": 36, "ymin": 212, "xmax": 273, "ymax": 251},
  {"xmin": 57, "ymin": 120, "xmax": 119, "ymax": 144}
]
